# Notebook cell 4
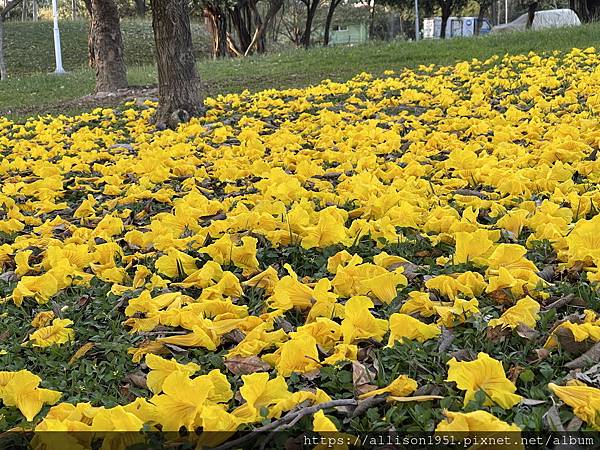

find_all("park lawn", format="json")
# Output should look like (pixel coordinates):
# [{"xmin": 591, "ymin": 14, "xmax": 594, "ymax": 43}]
[{"xmin": 1, "ymin": 21, "xmax": 600, "ymax": 119}]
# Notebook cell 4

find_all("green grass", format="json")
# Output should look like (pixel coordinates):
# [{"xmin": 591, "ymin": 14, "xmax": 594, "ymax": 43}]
[
  {"xmin": 1, "ymin": 21, "xmax": 600, "ymax": 119},
  {"xmin": 3, "ymin": 19, "xmax": 209, "ymax": 75}
]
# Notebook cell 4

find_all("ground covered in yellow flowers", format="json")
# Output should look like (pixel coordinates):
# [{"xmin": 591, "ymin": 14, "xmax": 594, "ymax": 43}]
[{"xmin": 1, "ymin": 47, "xmax": 600, "ymax": 447}]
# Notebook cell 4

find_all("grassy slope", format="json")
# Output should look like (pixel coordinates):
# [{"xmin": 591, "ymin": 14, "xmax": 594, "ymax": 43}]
[
  {"xmin": 4, "ymin": 19, "xmax": 210, "ymax": 74},
  {"xmin": 1, "ymin": 21, "xmax": 600, "ymax": 118}
]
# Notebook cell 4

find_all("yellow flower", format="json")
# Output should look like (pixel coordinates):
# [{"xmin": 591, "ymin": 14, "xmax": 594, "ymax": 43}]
[
  {"xmin": 436, "ymin": 410, "xmax": 521, "ymax": 432},
  {"xmin": 446, "ymin": 352, "xmax": 522, "ymax": 408},
  {"xmin": 359, "ymin": 375, "xmax": 417, "ymax": 399},
  {"xmin": 453, "ymin": 229, "xmax": 498, "ymax": 265},
  {"xmin": 150, "ymin": 371, "xmax": 211, "ymax": 431},
  {"xmin": 12, "ymin": 272, "xmax": 60, "ymax": 306},
  {"xmin": 301, "ymin": 207, "xmax": 349, "ymax": 249},
  {"xmin": 31, "ymin": 310, "xmax": 55, "ymax": 328},
  {"xmin": 548, "ymin": 382, "xmax": 600, "ymax": 429},
  {"xmin": 262, "ymin": 334, "xmax": 321, "ymax": 377},
  {"xmin": 145, "ymin": 354, "xmax": 201, "ymax": 394},
  {"xmin": 388, "ymin": 313, "xmax": 441, "ymax": 345},
  {"xmin": 340, "ymin": 296, "xmax": 388, "ymax": 344},
  {"xmin": 234, "ymin": 373, "xmax": 292, "ymax": 423},
  {"xmin": 155, "ymin": 248, "xmax": 198, "ymax": 278},
  {"xmin": 488, "ymin": 296, "xmax": 540, "ymax": 330},
  {"xmin": 15, "ymin": 250, "xmax": 34, "ymax": 276},
  {"xmin": 323, "ymin": 344, "xmax": 358, "ymax": 365},
  {"xmin": 27, "ymin": 318, "xmax": 75, "ymax": 347},
  {"xmin": 0, "ymin": 370, "xmax": 62, "ymax": 421},
  {"xmin": 157, "ymin": 325, "xmax": 219, "ymax": 350},
  {"xmin": 360, "ymin": 268, "xmax": 407, "ymax": 304}
]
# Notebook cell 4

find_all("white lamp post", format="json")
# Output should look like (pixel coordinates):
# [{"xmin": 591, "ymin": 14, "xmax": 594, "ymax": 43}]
[
  {"xmin": 414, "ymin": 0, "xmax": 420, "ymax": 40},
  {"xmin": 52, "ymin": 0, "xmax": 65, "ymax": 74},
  {"xmin": 505, "ymin": 0, "xmax": 508, "ymax": 23}
]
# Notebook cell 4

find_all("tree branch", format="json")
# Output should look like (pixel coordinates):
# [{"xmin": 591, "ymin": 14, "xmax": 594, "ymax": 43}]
[
  {"xmin": 212, "ymin": 398, "xmax": 358, "ymax": 450},
  {"xmin": 1, "ymin": 0, "xmax": 24, "ymax": 18}
]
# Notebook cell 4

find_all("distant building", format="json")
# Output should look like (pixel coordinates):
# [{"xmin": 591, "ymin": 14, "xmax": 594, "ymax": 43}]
[{"xmin": 329, "ymin": 22, "xmax": 368, "ymax": 45}]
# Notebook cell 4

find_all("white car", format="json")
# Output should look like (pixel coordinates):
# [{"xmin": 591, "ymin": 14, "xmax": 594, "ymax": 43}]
[{"xmin": 492, "ymin": 8, "xmax": 581, "ymax": 33}]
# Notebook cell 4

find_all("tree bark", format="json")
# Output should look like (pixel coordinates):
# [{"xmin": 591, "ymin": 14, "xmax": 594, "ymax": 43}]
[
  {"xmin": 151, "ymin": 0, "xmax": 204, "ymax": 127},
  {"xmin": 88, "ymin": 0, "xmax": 128, "ymax": 93},
  {"xmin": 526, "ymin": 2, "xmax": 537, "ymax": 29},
  {"xmin": 0, "ymin": 0, "xmax": 24, "ymax": 80},
  {"xmin": 134, "ymin": 0, "xmax": 145, "ymax": 16},
  {"xmin": 0, "ymin": 16, "xmax": 5, "ymax": 80},
  {"xmin": 205, "ymin": 5, "xmax": 229, "ymax": 58},
  {"xmin": 323, "ymin": 0, "xmax": 341, "ymax": 46},
  {"xmin": 32, "ymin": 0, "xmax": 37, "ymax": 21},
  {"xmin": 368, "ymin": 0, "xmax": 376, "ymax": 39},
  {"xmin": 300, "ymin": 0, "xmax": 319, "ymax": 48},
  {"xmin": 440, "ymin": 0, "xmax": 452, "ymax": 38},
  {"xmin": 244, "ymin": 0, "xmax": 283, "ymax": 55},
  {"xmin": 476, "ymin": 0, "xmax": 488, "ymax": 34}
]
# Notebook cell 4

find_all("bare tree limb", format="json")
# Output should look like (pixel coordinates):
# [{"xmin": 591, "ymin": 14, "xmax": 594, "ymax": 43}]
[
  {"xmin": 212, "ymin": 398, "xmax": 358, "ymax": 450},
  {"xmin": 0, "ymin": 0, "xmax": 24, "ymax": 18}
]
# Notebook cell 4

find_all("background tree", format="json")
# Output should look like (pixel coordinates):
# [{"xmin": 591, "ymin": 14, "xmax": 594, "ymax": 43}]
[
  {"xmin": 526, "ymin": 0, "xmax": 537, "ymax": 28},
  {"xmin": 299, "ymin": 0, "xmax": 321, "ymax": 47},
  {"xmin": 201, "ymin": 0, "xmax": 283, "ymax": 57},
  {"xmin": 475, "ymin": 0, "xmax": 493, "ymax": 33},
  {"xmin": 133, "ymin": 0, "xmax": 145, "ymax": 15},
  {"xmin": 437, "ymin": 0, "xmax": 467, "ymax": 37},
  {"xmin": 83, "ymin": 0, "xmax": 128, "ymax": 93},
  {"xmin": 280, "ymin": 0, "xmax": 309, "ymax": 45},
  {"xmin": 322, "ymin": 0, "xmax": 342, "ymax": 45},
  {"xmin": 151, "ymin": 0, "xmax": 203, "ymax": 127},
  {"xmin": 0, "ymin": 0, "xmax": 24, "ymax": 80}
]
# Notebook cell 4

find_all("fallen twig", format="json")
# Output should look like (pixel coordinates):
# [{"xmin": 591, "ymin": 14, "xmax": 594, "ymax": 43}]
[
  {"xmin": 543, "ymin": 294, "xmax": 577, "ymax": 311},
  {"xmin": 565, "ymin": 342, "xmax": 600, "ymax": 369},
  {"xmin": 453, "ymin": 189, "xmax": 488, "ymax": 199},
  {"xmin": 351, "ymin": 395, "xmax": 386, "ymax": 418},
  {"xmin": 212, "ymin": 398, "xmax": 358, "ymax": 450}
]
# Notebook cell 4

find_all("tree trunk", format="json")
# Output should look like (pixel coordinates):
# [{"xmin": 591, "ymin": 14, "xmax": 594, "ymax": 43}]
[
  {"xmin": 475, "ymin": 1, "xmax": 486, "ymax": 34},
  {"xmin": 368, "ymin": 0, "xmax": 376, "ymax": 39},
  {"xmin": 151, "ymin": 0, "xmax": 203, "ymax": 127},
  {"xmin": 32, "ymin": 0, "xmax": 37, "ymax": 21},
  {"xmin": 440, "ymin": 1, "xmax": 452, "ymax": 38},
  {"xmin": 0, "ymin": 0, "xmax": 25, "ymax": 80},
  {"xmin": 323, "ymin": 0, "xmax": 340, "ymax": 46},
  {"xmin": 205, "ymin": 5, "xmax": 230, "ymax": 58},
  {"xmin": 244, "ymin": 0, "xmax": 283, "ymax": 55},
  {"xmin": 526, "ymin": 2, "xmax": 537, "ymax": 29},
  {"xmin": 88, "ymin": 0, "xmax": 128, "ymax": 93},
  {"xmin": 0, "ymin": 16, "xmax": 6, "ymax": 80},
  {"xmin": 301, "ymin": 0, "xmax": 319, "ymax": 48},
  {"xmin": 72, "ymin": 0, "xmax": 77, "ymax": 19},
  {"xmin": 134, "ymin": 0, "xmax": 145, "ymax": 16}
]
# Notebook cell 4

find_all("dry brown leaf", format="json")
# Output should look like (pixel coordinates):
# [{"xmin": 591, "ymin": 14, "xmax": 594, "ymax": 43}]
[
  {"xmin": 224, "ymin": 355, "xmax": 272, "ymax": 375},
  {"xmin": 486, "ymin": 326, "xmax": 510, "ymax": 342},
  {"xmin": 125, "ymin": 371, "xmax": 148, "ymax": 390},
  {"xmin": 352, "ymin": 361, "xmax": 376, "ymax": 396},
  {"xmin": 507, "ymin": 365, "xmax": 525, "ymax": 383},
  {"xmin": 515, "ymin": 323, "xmax": 540, "ymax": 340},
  {"xmin": 488, "ymin": 288, "xmax": 514, "ymax": 306},
  {"xmin": 544, "ymin": 405, "xmax": 565, "ymax": 432},
  {"xmin": 554, "ymin": 326, "xmax": 594, "ymax": 355}
]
